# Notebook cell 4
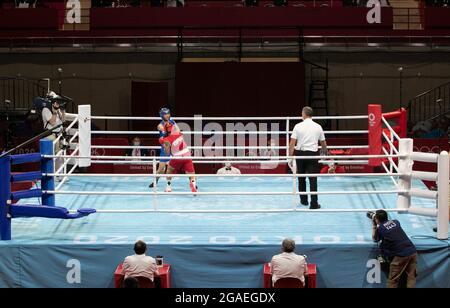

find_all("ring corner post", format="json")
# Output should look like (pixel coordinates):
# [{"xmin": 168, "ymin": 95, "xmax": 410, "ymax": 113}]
[
  {"xmin": 367, "ymin": 104, "xmax": 382, "ymax": 166},
  {"xmin": 399, "ymin": 107, "xmax": 407, "ymax": 138},
  {"xmin": 40, "ymin": 139, "xmax": 55, "ymax": 207},
  {"xmin": 397, "ymin": 138, "xmax": 413, "ymax": 211},
  {"xmin": 437, "ymin": 151, "xmax": 449, "ymax": 240},
  {"xmin": 0, "ymin": 155, "xmax": 12, "ymax": 240},
  {"xmin": 78, "ymin": 104, "xmax": 91, "ymax": 168}
]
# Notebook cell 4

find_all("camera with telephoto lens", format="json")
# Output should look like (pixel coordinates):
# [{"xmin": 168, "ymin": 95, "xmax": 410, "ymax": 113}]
[
  {"xmin": 366, "ymin": 211, "xmax": 376, "ymax": 220},
  {"xmin": 377, "ymin": 254, "xmax": 388, "ymax": 264}
]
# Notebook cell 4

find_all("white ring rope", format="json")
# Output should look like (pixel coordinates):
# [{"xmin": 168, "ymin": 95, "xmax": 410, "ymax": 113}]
[
  {"xmin": 54, "ymin": 147, "xmax": 79, "ymax": 175},
  {"xmin": 65, "ymin": 116, "xmax": 79, "ymax": 132},
  {"xmin": 89, "ymin": 159, "xmax": 289, "ymax": 164},
  {"xmin": 381, "ymin": 117, "xmax": 401, "ymax": 141},
  {"xmin": 69, "ymin": 132, "xmax": 79, "ymax": 144},
  {"xmin": 76, "ymin": 208, "xmax": 409, "ymax": 214},
  {"xmin": 91, "ymin": 115, "xmax": 369, "ymax": 121},
  {"xmin": 55, "ymin": 162, "xmax": 78, "ymax": 191},
  {"xmin": 91, "ymin": 130, "xmax": 369, "ymax": 135},
  {"xmin": 43, "ymin": 172, "xmax": 402, "ymax": 178},
  {"xmin": 87, "ymin": 159, "xmax": 371, "ymax": 165},
  {"xmin": 382, "ymin": 132, "xmax": 399, "ymax": 155},
  {"xmin": 45, "ymin": 190, "xmax": 406, "ymax": 196},
  {"xmin": 381, "ymin": 161, "xmax": 400, "ymax": 188},
  {"xmin": 44, "ymin": 154, "xmax": 403, "ymax": 160},
  {"xmin": 90, "ymin": 145, "xmax": 370, "ymax": 150},
  {"xmin": 382, "ymin": 147, "xmax": 400, "ymax": 173}
]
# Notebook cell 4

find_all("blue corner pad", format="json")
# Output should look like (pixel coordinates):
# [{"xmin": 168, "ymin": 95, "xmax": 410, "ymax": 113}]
[
  {"xmin": 10, "ymin": 204, "xmax": 96, "ymax": 219},
  {"xmin": 10, "ymin": 153, "xmax": 42, "ymax": 165},
  {"xmin": 11, "ymin": 171, "xmax": 42, "ymax": 183},
  {"xmin": 11, "ymin": 189, "xmax": 42, "ymax": 201}
]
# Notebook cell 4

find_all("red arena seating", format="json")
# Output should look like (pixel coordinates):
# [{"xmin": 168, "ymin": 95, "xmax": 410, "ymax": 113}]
[
  {"xmin": 263, "ymin": 263, "xmax": 317, "ymax": 288},
  {"xmin": 114, "ymin": 263, "xmax": 172, "ymax": 288}
]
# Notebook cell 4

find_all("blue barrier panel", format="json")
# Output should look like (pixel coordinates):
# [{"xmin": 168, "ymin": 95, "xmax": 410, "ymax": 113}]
[
  {"xmin": 11, "ymin": 189, "xmax": 42, "ymax": 200},
  {"xmin": 40, "ymin": 139, "xmax": 55, "ymax": 206},
  {"xmin": 10, "ymin": 153, "xmax": 41, "ymax": 165},
  {"xmin": 0, "ymin": 156, "xmax": 11, "ymax": 240},
  {"xmin": 11, "ymin": 171, "xmax": 42, "ymax": 183}
]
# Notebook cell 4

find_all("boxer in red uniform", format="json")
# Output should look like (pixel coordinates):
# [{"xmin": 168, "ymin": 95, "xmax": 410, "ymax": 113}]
[{"xmin": 159, "ymin": 123, "xmax": 197, "ymax": 193}]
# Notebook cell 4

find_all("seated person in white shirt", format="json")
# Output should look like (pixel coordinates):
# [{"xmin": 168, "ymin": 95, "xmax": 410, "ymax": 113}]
[
  {"xmin": 121, "ymin": 277, "xmax": 139, "ymax": 288},
  {"xmin": 125, "ymin": 137, "xmax": 150, "ymax": 158},
  {"xmin": 260, "ymin": 138, "xmax": 279, "ymax": 170},
  {"xmin": 260, "ymin": 138, "xmax": 277, "ymax": 157},
  {"xmin": 270, "ymin": 238, "xmax": 308, "ymax": 287},
  {"xmin": 123, "ymin": 240, "xmax": 159, "ymax": 283},
  {"xmin": 216, "ymin": 162, "xmax": 241, "ymax": 175}
]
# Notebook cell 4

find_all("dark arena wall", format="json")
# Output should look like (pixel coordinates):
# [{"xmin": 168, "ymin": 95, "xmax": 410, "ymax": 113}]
[
  {"xmin": 175, "ymin": 62, "xmax": 306, "ymax": 117},
  {"xmin": 1, "ymin": 52, "xmax": 450, "ymax": 132}
]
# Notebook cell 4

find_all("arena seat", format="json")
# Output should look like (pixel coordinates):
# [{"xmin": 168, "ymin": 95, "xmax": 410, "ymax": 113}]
[
  {"xmin": 134, "ymin": 276, "xmax": 155, "ymax": 288},
  {"xmin": 273, "ymin": 277, "xmax": 304, "ymax": 288}
]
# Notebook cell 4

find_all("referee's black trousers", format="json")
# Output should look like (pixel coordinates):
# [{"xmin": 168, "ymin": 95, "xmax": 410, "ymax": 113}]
[{"xmin": 295, "ymin": 150, "xmax": 319, "ymax": 205}]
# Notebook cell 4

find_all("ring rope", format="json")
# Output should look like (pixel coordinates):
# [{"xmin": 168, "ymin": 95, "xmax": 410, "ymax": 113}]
[
  {"xmin": 87, "ymin": 160, "xmax": 371, "ymax": 165},
  {"xmin": 65, "ymin": 116, "xmax": 79, "ymax": 131},
  {"xmin": 381, "ymin": 161, "xmax": 400, "ymax": 188},
  {"xmin": 90, "ymin": 145, "xmax": 370, "ymax": 150},
  {"xmin": 381, "ymin": 117, "xmax": 401, "ymax": 141},
  {"xmin": 91, "ymin": 130, "xmax": 369, "ymax": 135},
  {"xmin": 90, "ymin": 115, "xmax": 369, "ymax": 121},
  {"xmin": 382, "ymin": 132, "xmax": 400, "ymax": 155},
  {"xmin": 77, "ymin": 208, "xmax": 410, "ymax": 214},
  {"xmin": 44, "ymin": 190, "xmax": 406, "ymax": 196},
  {"xmin": 55, "ymin": 163, "xmax": 77, "ymax": 191},
  {"xmin": 45, "ymin": 154, "xmax": 403, "ymax": 160},
  {"xmin": 43, "ymin": 172, "xmax": 402, "ymax": 178}
]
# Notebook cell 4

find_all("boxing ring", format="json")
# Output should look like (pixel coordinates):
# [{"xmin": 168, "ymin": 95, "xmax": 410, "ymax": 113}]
[{"xmin": 0, "ymin": 104, "xmax": 448, "ymax": 288}]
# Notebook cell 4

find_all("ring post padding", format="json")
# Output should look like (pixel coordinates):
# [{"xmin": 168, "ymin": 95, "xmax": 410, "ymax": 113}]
[
  {"xmin": 78, "ymin": 104, "xmax": 91, "ymax": 168},
  {"xmin": 0, "ymin": 156, "xmax": 12, "ymax": 240},
  {"xmin": 397, "ymin": 138, "xmax": 413, "ymax": 211},
  {"xmin": 10, "ymin": 153, "xmax": 42, "ymax": 165},
  {"xmin": 437, "ymin": 151, "xmax": 449, "ymax": 240},
  {"xmin": 11, "ymin": 189, "xmax": 43, "ymax": 200},
  {"xmin": 40, "ymin": 139, "xmax": 55, "ymax": 207},
  {"xmin": 11, "ymin": 171, "xmax": 42, "ymax": 183},
  {"xmin": 368, "ymin": 104, "xmax": 382, "ymax": 166},
  {"xmin": 399, "ymin": 108, "xmax": 407, "ymax": 138}
]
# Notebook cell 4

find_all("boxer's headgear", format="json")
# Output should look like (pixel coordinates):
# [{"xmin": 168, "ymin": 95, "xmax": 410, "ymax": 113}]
[{"xmin": 159, "ymin": 108, "xmax": 171, "ymax": 120}]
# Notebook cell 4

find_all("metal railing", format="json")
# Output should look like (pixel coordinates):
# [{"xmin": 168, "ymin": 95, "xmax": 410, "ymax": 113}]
[
  {"xmin": 407, "ymin": 81, "xmax": 450, "ymax": 129},
  {"xmin": 392, "ymin": 7, "xmax": 424, "ymax": 31},
  {"xmin": 90, "ymin": 0, "xmax": 339, "ymax": 8},
  {"xmin": 0, "ymin": 77, "xmax": 47, "ymax": 111}
]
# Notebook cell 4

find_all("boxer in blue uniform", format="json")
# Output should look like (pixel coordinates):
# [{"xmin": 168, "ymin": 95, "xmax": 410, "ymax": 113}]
[{"xmin": 149, "ymin": 107, "xmax": 179, "ymax": 188}]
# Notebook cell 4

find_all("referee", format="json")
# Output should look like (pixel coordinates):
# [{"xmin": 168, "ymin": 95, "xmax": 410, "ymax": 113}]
[{"xmin": 289, "ymin": 107, "xmax": 328, "ymax": 209}]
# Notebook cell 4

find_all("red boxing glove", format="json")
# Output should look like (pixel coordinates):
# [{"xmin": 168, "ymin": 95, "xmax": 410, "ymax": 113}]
[{"xmin": 159, "ymin": 137, "xmax": 166, "ymax": 145}]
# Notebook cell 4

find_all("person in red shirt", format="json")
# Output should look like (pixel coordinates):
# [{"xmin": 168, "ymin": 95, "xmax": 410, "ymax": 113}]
[
  {"xmin": 320, "ymin": 163, "xmax": 346, "ymax": 174},
  {"xmin": 159, "ymin": 123, "xmax": 197, "ymax": 193}
]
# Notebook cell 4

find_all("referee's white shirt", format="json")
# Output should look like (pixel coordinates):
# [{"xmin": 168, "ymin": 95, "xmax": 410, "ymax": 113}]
[{"xmin": 291, "ymin": 118, "xmax": 325, "ymax": 152}]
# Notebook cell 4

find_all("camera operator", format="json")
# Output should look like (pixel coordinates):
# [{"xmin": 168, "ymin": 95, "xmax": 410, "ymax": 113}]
[
  {"xmin": 371, "ymin": 209, "xmax": 418, "ymax": 288},
  {"xmin": 42, "ymin": 94, "xmax": 65, "ymax": 133},
  {"xmin": 41, "ymin": 92, "xmax": 69, "ymax": 180}
]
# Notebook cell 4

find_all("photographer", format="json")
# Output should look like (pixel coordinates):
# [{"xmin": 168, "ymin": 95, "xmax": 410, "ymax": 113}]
[
  {"xmin": 42, "ymin": 92, "xmax": 65, "ymax": 133},
  {"xmin": 41, "ymin": 92, "xmax": 71, "ymax": 180},
  {"xmin": 371, "ymin": 210, "xmax": 418, "ymax": 288}
]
